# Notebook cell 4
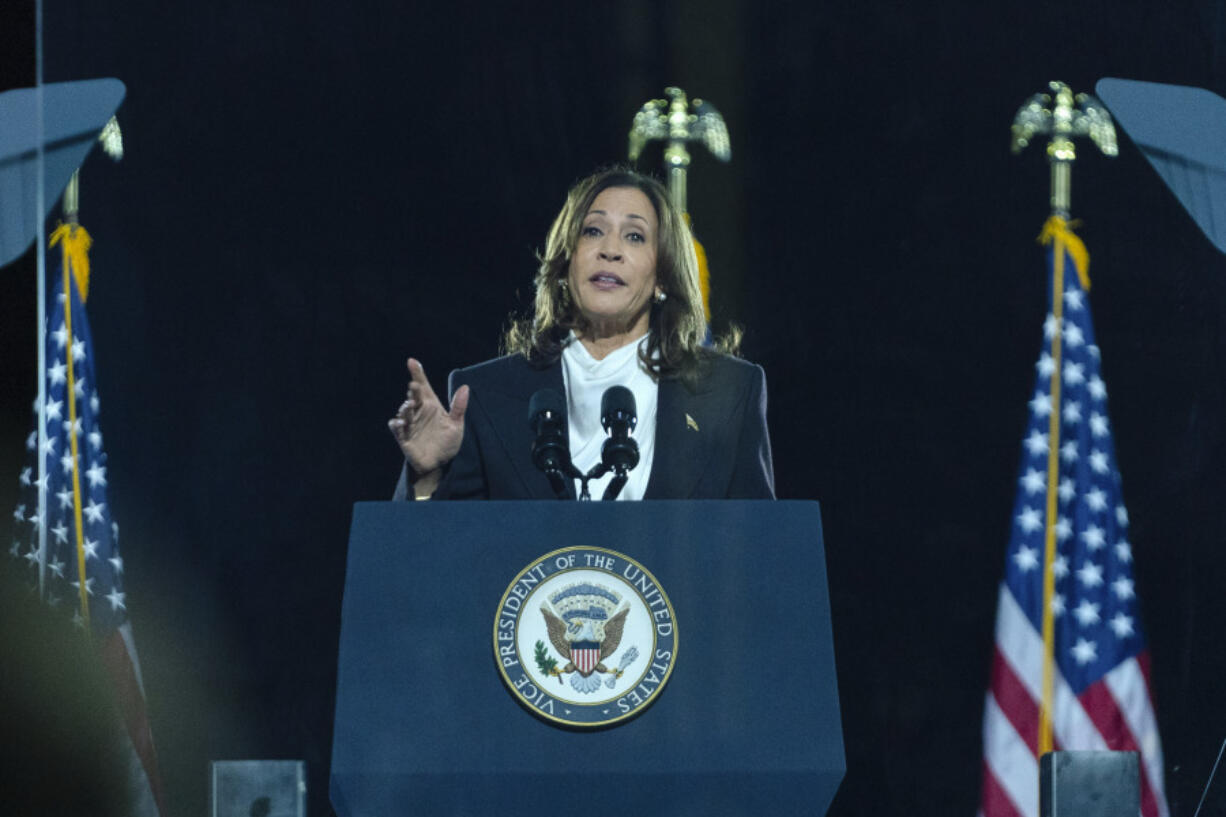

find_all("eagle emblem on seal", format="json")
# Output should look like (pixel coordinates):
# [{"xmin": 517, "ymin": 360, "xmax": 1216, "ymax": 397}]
[{"xmin": 537, "ymin": 582, "xmax": 639, "ymax": 694}]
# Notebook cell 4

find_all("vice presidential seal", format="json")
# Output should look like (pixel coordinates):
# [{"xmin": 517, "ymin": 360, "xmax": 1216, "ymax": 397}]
[{"xmin": 493, "ymin": 546, "xmax": 678, "ymax": 728}]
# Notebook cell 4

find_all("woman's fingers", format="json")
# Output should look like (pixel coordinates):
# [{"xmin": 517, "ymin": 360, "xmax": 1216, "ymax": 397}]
[
  {"xmin": 407, "ymin": 358, "xmax": 438, "ymax": 401},
  {"xmin": 392, "ymin": 359, "xmax": 464, "ymax": 472},
  {"xmin": 449, "ymin": 384, "xmax": 470, "ymax": 422}
]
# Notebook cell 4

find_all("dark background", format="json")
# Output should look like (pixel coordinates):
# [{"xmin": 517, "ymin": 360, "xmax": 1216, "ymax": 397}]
[{"xmin": 3, "ymin": 2, "xmax": 1226, "ymax": 816}]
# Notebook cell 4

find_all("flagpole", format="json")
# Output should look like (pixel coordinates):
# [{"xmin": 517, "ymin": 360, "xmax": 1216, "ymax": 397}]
[
  {"xmin": 1010, "ymin": 81, "xmax": 1118, "ymax": 756},
  {"xmin": 34, "ymin": 0, "xmax": 48, "ymax": 599},
  {"xmin": 663, "ymin": 88, "xmax": 692, "ymax": 216}
]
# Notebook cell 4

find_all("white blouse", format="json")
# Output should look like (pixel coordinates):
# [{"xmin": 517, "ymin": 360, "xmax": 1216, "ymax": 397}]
[{"xmin": 560, "ymin": 333, "xmax": 658, "ymax": 500}]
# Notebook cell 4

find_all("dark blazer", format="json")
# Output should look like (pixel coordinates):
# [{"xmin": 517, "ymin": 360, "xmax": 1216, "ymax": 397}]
[{"xmin": 395, "ymin": 352, "xmax": 775, "ymax": 500}]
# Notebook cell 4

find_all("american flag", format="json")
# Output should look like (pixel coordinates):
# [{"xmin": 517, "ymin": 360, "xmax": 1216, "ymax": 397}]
[
  {"xmin": 979, "ymin": 218, "xmax": 1168, "ymax": 817},
  {"xmin": 8, "ymin": 224, "xmax": 164, "ymax": 817}
]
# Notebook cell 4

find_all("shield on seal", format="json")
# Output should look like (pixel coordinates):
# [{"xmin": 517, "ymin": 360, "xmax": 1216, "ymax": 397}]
[{"xmin": 570, "ymin": 641, "xmax": 601, "ymax": 676}]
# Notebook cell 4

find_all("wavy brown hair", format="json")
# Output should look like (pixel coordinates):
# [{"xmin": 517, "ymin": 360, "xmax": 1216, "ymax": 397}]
[{"xmin": 504, "ymin": 167, "xmax": 738, "ymax": 381}]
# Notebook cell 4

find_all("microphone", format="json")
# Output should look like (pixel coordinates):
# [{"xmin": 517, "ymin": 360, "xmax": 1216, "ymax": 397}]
[
  {"xmin": 600, "ymin": 386, "xmax": 639, "ymax": 500},
  {"xmin": 528, "ymin": 389, "xmax": 572, "ymax": 498}
]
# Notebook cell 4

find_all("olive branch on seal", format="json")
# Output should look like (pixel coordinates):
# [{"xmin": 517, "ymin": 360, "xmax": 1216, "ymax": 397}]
[{"xmin": 533, "ymin": 640, "xmax": 560, "ymax": 680}]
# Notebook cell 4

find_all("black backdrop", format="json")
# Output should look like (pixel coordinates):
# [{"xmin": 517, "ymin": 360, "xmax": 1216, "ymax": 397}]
[{"xmin": 3, "ymin": 2, "xmax": 1226, "ymax": 816}]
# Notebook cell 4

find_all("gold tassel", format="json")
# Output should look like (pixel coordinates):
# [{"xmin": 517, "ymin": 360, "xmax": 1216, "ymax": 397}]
[
  {"xmin": 683, "ymin": 213, "xmax": 712, "ymax": 320},
  {"xmin": 49, "ymin": 222, "xmax": 94, "ymax": 303},
  {"xmin": 1038, "ymin": 215, "xmax": 1090, "ymax": 292},
  {"xmin": 693, "ymin": 235, "xmax": 711, "ymax": 320}
]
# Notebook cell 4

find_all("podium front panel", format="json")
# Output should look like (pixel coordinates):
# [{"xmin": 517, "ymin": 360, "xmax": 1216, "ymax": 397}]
[{"xmin": 331, "ymin": 500, "xmax": 843, "ymax": 816}]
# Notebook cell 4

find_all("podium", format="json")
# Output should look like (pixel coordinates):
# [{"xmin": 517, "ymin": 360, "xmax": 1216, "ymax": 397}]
[{"xmin": 331, "ymin": 500, "xmax": 844, "ymax": 816}]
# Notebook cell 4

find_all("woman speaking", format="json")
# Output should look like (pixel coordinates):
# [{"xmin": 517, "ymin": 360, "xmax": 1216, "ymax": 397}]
[{"xmin": 389, "ymin": 168, "xmax": 774, "ymax": 501}]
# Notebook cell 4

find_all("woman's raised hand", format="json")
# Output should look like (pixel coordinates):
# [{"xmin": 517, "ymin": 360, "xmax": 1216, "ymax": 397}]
[{"xmin": 388, "ymin": 358, "xmax": 470, "ymax": 480}]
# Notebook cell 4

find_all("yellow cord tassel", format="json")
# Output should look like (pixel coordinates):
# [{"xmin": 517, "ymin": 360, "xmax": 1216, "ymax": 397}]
[
  {"xmin": 52, "ymin": 222, "xmax": 94, "ymax": 630},
  {"xmin": 683, "ymin": 213, "xmax": 712, "ymax": 320},
  {"xmin": 1034, "ymin": 214, "xmax": 1092, "ymax": 755},
  {"xmin": 693, "ymin": 235, "xmax": 711, "ymax": 320},
  {"xmin": 1038, "ymin": 216, "xmax": 1090, "ymax": 292},
  {"xmin": 50, "ymin": 222, "xmax": 93, "ymax": 302}
]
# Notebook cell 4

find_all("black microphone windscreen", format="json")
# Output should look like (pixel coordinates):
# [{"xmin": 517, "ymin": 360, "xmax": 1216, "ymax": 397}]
[
  {"xmin": 600, "ymin": 385, "xmax": 636, "ymax": 421},
  {"xmin": 529, "ymin": 389, "xmax": 566, "ymax": 425}
]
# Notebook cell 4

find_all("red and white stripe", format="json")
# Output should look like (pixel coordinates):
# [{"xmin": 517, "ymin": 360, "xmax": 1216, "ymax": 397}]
[
  {"xmin": 573, "ymin": 647, "xmax": 599, "ymax": 675},
  {"xmin": 100, "ymin": 623, "xmax": 165, "ymax": 817},
  {"xmin": 980, "ymin": 584, "xmax": 1168, "ymax": 817}
]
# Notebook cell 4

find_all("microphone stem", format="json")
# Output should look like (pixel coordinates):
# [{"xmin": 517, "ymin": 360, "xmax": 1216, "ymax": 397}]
[{"xmin": 602, "ymin": 472, "xmax": 628, "ymax": 501}]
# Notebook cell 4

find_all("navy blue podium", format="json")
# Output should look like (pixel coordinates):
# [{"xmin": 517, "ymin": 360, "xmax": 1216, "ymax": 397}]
[{"xmin": 331, "ymin": 500, "xmax": 844, "ymax": 816}]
